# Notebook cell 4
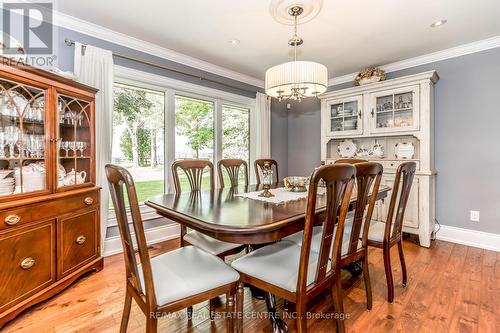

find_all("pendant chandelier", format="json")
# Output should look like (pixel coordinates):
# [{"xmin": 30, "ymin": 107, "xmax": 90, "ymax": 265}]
[{"xmin": 265, "ymin": 6, "xmax": 328, "ymax": 102}]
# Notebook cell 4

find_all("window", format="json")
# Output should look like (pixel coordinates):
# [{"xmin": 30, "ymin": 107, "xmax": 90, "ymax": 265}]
[
  {"xmin": 112, "ymin": 66, "xmax": 255, "ymax": 218},
  {"xmin": 221, "ymin": 104, "xmax": 250, "ymax": 185},
  {"xmin": 112, "ymin": 83, "xmax": 165, "ymax": 206},
  {"xmin": 174, "ymin": 95, "xmax": 214, "ymax": 191}
]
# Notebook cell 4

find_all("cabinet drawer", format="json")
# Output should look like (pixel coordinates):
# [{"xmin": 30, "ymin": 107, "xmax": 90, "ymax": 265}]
[
  {"xmin": 58, "ymin": 209, "xmax": 99, "ymax": 278},
  {"xmin": 0, "ymin": 221, "xmax": 55, "ymax": 312},
  {"xmin": 380, "ymin": 160, "xmax": 419, "ymax": 171},
  {"xmin": 0, "ymin": 191, "xmax": 99, "ymax": 230}
]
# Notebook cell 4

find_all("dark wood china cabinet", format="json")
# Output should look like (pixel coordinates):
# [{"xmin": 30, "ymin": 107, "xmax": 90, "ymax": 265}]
[{"xmin": 0, "ymin": 58, "xmax": 102, "ymax": 328}]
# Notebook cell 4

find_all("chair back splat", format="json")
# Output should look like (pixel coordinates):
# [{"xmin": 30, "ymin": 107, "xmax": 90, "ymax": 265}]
[
  {"xmin": 105, "ymin": 164, "xmax": 157, "ymax": 308},
  {"xmin": 218, "ymin": 159, "xmax": 249, "ymax": 187},
  {"xmin": 298, "ymin": 164, "xmax": 355, "ymax": 294},
  {"xmin": 171, "ymin": 159, "xmax": 214, "ymax": 193},
  {"xmin": 385, "ymin": 162, "xmax": 417, "ymax": 242},
  {"xmin": 336, "ymin": 161, "xmax": 383, "ymax": 255}
]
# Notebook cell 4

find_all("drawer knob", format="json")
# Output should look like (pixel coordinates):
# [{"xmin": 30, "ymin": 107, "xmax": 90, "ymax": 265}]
[
  {"xmin": 76, "ymin": 235, "xmax": 87, "ymax": 245},
  {"xmin": 20, "ymin": 257, "xmax": 35, "ymax": 270},
  {"xmin": 84, "ymin": 197, "xmax": 94, "ymax": 205},
  {"xmin": 5, "ymin": 215, "xmax": 21, "ymax": 225}
]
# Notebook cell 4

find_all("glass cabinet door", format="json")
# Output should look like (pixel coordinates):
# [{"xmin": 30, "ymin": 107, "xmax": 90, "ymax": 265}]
[
  {"xmin": 371, "ymin": 85, "xmax": 419, "ymax": 133},
  {"xmin": 327, "ymin": 96, "xmax": 363, "ymax": 136},
  {"xmin": 57, "ymin": 94, "xmax": 92, "ymax": 189},
  {"xmin": 0, "ymin": 78, "xmax": 48, "ymax": 197}
]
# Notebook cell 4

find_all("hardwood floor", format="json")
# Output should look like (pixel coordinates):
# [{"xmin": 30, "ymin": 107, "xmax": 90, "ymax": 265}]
[{"xmin": 3, "ymin": 238, "xmax": 499, "ymax": 333}]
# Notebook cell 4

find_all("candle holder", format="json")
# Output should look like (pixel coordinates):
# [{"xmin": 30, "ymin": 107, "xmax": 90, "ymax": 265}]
[{"xmin": 258, "ymin": 165, "xmax": 275, "ymax": 198}]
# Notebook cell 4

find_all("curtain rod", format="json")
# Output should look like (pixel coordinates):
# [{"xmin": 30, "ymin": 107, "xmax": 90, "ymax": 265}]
[{"xmin": 64, "ymin": 38, "xmax": 258, "ymax": 95}]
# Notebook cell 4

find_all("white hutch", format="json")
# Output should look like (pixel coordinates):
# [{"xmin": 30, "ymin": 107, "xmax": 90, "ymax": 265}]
[{"xmin": 320, "ymin": 71, "xmax": 439, "ymax": 247}]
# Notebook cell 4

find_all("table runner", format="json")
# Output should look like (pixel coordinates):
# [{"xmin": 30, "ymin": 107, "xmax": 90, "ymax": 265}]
[{"xmin": 235, "ymin": 187, "xmax": 326, "ymax": 204}]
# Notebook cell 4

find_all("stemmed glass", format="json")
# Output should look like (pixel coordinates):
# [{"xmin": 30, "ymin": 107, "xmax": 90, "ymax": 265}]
[
  {"xmin": 76, "ymin": 141, "xmax": 87, "ymax": 157},
  {"xmin": 4, "ymin": 126, "xmax": 19, "ymax": 158},
  {"xmin": 77, "ymin": 113, "xmax": 83, "ymax": 127},
  {"xmin": 62, "ymin": 141, "xmax": 70, "ymax": 157},
  {"xmin": 68, "ymin": 141, "xmax": 76, "ymax": 157}
]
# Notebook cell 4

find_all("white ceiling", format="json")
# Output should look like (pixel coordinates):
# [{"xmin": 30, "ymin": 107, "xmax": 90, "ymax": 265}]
[{"xmin": 56, "ymin": 0, "xmax": 500, "ymax": 82}]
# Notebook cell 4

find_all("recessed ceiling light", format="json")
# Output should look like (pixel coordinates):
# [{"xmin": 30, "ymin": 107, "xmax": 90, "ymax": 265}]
[
  {"xmin": 430, "ymin": 19, "xmax": 447, "ymax": 28},
  {"xmin": 229, "ymin": 39, "xmax": 240, "ymax": 45}
]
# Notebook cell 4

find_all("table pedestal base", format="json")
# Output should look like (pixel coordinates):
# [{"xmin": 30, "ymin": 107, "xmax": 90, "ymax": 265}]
[{"xmin": 265, "ymin": 292, "xmax": 289, "ymax": 333}]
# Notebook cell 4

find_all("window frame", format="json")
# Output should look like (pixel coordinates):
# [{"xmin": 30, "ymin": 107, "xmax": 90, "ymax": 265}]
[{"xmin": 111, "ymin": 65, "xmax": 255, "ymax": 222}]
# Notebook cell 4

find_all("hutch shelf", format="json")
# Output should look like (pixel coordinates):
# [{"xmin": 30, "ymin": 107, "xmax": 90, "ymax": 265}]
[
  {"xmin": 320, "ymin": 71, "xmax": 439, "ymax": 247},
  {"xmin": 0, "ymin": 58, "xmax": 102, "ymax": 328}
]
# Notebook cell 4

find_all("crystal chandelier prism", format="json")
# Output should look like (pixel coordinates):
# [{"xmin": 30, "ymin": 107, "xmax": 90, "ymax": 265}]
[{"xmin": 265, "ymin": 6, "xmax": 328, "ymax": 102}]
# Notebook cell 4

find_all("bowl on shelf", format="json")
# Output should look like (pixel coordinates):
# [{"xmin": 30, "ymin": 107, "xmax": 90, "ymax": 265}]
[{"xmin": 283, "ymin": 176, "xmax": 308, "ymax": 192}]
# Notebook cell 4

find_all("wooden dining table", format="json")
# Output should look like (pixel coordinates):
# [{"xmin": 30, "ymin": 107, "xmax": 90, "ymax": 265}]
[{"xmin": 145, "ymin": 183, "xmax": 390, "ymax": 333}]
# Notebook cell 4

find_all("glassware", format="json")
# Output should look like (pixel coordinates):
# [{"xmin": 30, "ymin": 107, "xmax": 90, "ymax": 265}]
[
  {"xmin": 76, "ymin": 141, "xmax": 87, "ymax": 157},
  {"xmin": 4, "ymin": 126, "xmax": 19, "ymax": 158},
  {"xmin": 68, "ymin": 141, "xmax": 76, "ymax": 156},
  {"xmin": 62, "ymin": 141, "xmax": 70, "ymax": 157},
  {"xmin": 0, "ymin": 94, "xmax": 7, "ymax": 115},
  {"xmin": 57, "ymin": 138, "xmax": 62, "ymax": 156},
  {"xmin": 0, "ymin": 130, "xmax": 5, "ymax": 158}
]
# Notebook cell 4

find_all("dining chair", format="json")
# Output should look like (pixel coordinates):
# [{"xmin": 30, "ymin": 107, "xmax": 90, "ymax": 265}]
[
  {"xmin": 105, "ymin": 164, "xmax": 239, "ymax": 333},
  {"xmin": 284, "ymin": 161, "xmax": 383, "ymax": 311},
  {"xmin": 254, "ymin": 158, "xmax": 279, "ymax": 184},
  {"xmin": 218, "ymin": 158, "xmax": 249, "ymax": 187},
  {"xmin": 335, "ymin": 158, "xmax": 367, "ymax": 164},
  {"xmin": 367, "ymin": 161, "xmax": 416, "ymax": 303},
  {"xmin": 232, "ymin": 164, "xmax": 356, "ymax": 333},
  {"xmin": 171, "ymin": 159, "xmax": 246, "ymax": 318}
]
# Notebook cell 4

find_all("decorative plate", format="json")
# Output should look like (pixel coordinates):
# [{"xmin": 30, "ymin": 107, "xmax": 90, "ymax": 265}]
[
  {"xmin": 337, "ymin": 139, "xmax": 357, "ymax": 158},
  {"xmin": 395, "ymin": 142, "xmax": 415, "ymax": 159}
]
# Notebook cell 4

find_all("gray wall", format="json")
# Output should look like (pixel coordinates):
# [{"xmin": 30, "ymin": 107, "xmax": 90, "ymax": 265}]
[
  {"xmin": 53, "ymin": 25, "xmax": 260, "ymax": 98},
  {"xmin": 274, "ymin": 47, "xmax": 500, "ymax": 234},
  {"xmin": 270, "ymin": 99, "xmax": 289, "ymax": 177}
]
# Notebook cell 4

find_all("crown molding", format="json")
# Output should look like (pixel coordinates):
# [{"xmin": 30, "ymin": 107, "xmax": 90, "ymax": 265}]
[
  {"xmin": 328, "ymin": 35, "xmax": 500, "ymax": 87},
  {"xmin": 51, "ymin": 10, "xmax": 265, "ymax": 88}
]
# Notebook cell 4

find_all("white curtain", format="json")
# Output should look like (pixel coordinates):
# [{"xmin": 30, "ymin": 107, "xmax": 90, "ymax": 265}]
[
  {"xmin": 74, "ymin": 43, "xmax": 114, "ymax": 250},
  {"xmin": 251, "ymin": 92, "xmax": 271, "ymax": 159}
]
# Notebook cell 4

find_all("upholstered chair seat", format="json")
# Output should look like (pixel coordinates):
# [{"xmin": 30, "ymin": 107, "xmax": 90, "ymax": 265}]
[
  {"xmin": 137, "ymin": 246, "xmax": 239, "ymax": 306},
  {"xmin": 183, "ymin": 230, "xmax": 243, "ymax": 256},
  {"xmin": 283, "ymin": 223, "xmax": 361, "ymax": 256},
  {"xmin": 367, "ymin": 220, "xmax": 395, "ymax": 243},
  {"xmin": 231, "ymin": 240, "xmax": 330, "ymax": 293}
]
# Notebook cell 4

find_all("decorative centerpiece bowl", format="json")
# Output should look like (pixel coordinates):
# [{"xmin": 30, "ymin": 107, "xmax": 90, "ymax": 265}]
[
  {"xmin": 355, "ymin": 67, "xmax": 386, "ymax": 86},
  {"xmin": 283, "ymin": 176, "xmax": 308, "ymax": 192}
]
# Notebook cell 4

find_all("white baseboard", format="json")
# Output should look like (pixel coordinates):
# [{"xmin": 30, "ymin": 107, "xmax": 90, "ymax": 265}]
[
  {"xmin": 103, "ymin": 224, "xmax": 180, "ymax": 257},
  {"xmin": 436, "ymin": 224, "xmax": 500, "ymax": 252}
]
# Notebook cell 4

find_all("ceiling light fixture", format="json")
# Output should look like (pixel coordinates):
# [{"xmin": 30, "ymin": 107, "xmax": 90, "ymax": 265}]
[
  {"xmin": 265, "ymin": 6, "xmax": 328, "ymax": 102},
  {"xmin": 430, "ymin": 19, "xmax": 447, "ymax": 28},
  {"xmin": 229, "ymin": 39, "xmax": 240, "ymax": 45}
]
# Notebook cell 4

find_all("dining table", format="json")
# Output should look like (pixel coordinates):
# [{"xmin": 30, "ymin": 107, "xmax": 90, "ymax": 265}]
[{"xmin": 145, "ymin": 182, "xmax": 390, "ymax": 333}]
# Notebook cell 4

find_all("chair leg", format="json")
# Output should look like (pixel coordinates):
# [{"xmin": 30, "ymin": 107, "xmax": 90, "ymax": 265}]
[
  {"xmin": 120, "ymin": 292, "xmax": 132, "ymax": 333},
  {"xmin": 226, "ymin": 292, "xmax": 235, "ymax": 333},
  {"xmin": 331, "ymin": 276, "xmax": 345, "ymax": 333},
  {"xmin": 187, "ymin": 306, "xmax": 193, "ymax": 320},
  {"xmin": 236, "ymin": 283, "xmax": 244, "ymax": 333},
  {"xmin": 146, "ymin": 317, "xmax": 158, "ymax": 333},
  {"xmin": 383, "ymin": 244, "xmax": 394, "ymax": 303},
  {"xmin": 398, "ymin": 240, "xmax": 408, "ymax": 287},
  {"xmin": 362, "ymin": 254, "xmax": 373, "ymax": 310},
  {"xmin": 296, "ymin": 301, "xmax": 307, "ymax": 333}
]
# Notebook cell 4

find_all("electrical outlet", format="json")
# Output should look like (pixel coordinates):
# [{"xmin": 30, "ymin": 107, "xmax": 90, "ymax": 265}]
[{"xmin": 470, "ymin": 210, "xmax": 480, "ymax": 222}]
